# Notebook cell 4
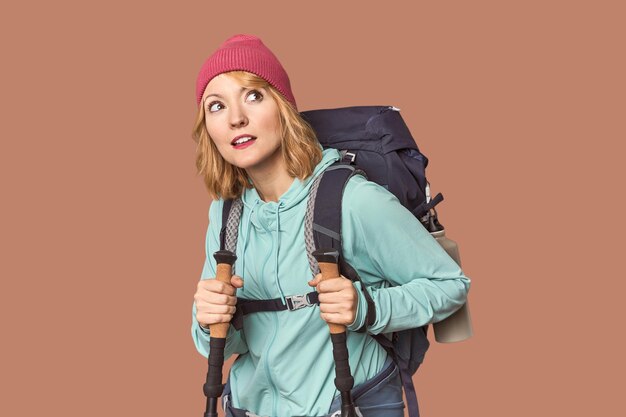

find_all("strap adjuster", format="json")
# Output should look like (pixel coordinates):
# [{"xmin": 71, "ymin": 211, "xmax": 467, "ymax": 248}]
[
  {"xmin": 285, "ymin": 294, "xmax": 313, "ymax": 311},
  {"xmin": 341, "ymin": 151, "xmax": 357, "ymax": 163}
]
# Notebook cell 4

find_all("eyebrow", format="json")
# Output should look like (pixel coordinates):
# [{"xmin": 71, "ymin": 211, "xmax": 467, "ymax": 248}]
[{"xmin": 204, "ymin": 86, "xmax": 249, "ymax": 103}]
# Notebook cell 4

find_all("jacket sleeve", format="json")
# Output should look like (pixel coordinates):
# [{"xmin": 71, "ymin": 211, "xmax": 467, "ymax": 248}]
[
  {"xmin": 341, "ymin": 175, "xmax": 471, "ymax": 335},
  {"xmin": 191, "ymin": 199, "xmax": 248, "ymax": 358}
]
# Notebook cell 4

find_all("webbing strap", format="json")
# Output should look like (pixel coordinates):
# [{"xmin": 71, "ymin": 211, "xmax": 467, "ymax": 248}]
[
  {"xmin": 401, "ymin": 359, "xmax": 420, "ymax": 417},
  {"xmin": 411, "ymin": 192, "xmax": 444, "ymax": 219},
  {"xmin": 230, "ymin": 291, "xmax": 320, "ymax": 330},
  {"xmin": 372, "ymin": 335, "xmax": 420, "ymax": 417}
]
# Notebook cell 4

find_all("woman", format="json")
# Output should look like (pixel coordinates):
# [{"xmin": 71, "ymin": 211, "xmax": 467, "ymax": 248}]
[{"xmin": 191, "ymin": 34, "xmax": 470, "ymax": 417}]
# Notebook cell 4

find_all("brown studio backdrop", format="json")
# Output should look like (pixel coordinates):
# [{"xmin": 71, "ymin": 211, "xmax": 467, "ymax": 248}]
[{"xmin": 1, "ymin": 1, "xmax": 624, "ymax": 417}]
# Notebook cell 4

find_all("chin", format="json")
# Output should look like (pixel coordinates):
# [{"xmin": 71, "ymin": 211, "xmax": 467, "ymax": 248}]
[{"xmin": 225, "ymin": 155, "xmax": 263, "ymax": 170}]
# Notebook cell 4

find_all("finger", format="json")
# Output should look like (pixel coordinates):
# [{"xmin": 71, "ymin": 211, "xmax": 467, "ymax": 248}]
[
  {"xmin": 308, "ymin": 273, "xmax": 323, "ymax": 287},
  {"xmin": 231, "ymin": 275, "xmax": 244, "ymax": 288},
  {"xmin": 200, "ymin": 303, "xmax": 236, "ymax": 315},
  {"xmin": 218, "ymin": 279, "xmax": 237, "ymax": 296},
  {"xmin": 318, "ymin": 289, "xmax": 357, "ymax": 304},
  {"xmin": 196, "ymin": 300, "xmax": 236, "ymax": 315},
  {"xmin": 317, "ymin": 277, "xmax": 352, "ymax": 293},
  {"xmin": 319, "ymin": 312, "xmax": 351, "ymax": 326},
  {"xmin": 201, "ymin": 279, "xmax": 236, "ymax": 296},
  {"xmin": 197, "ymin": 313, "xmax": 233, "ymax": 326},
  {"xmin": 319, "ymin": 303, "xmax": 346, "ymax": 314},
  {"xmin": 196, "ymin": 291, "xmax": 237, "ymax": 306}
]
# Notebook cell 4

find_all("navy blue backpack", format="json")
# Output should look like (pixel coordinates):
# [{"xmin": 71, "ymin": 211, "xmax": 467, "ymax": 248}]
[
  {"xmin": 224, "ymin": 106, "xmax": 444, "ymax": 417},
  {"xmin": 301, "ymin": 106, "xmax": 443, "ymax": 222}
]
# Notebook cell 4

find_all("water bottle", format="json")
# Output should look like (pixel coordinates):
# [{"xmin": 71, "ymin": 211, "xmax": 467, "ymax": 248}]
[{"xmin": 427, "ymin": 209, "xmax": 474, "ymax": 343}]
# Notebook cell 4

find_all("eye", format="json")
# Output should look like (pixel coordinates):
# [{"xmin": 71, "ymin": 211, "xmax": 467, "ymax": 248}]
[
  {"xmin": 207, "ymin": 101, "xmax": 224, "ymax": 113},
  {"xmin": 246, "ymin": 90, "xmax": 263, "ymax": 103}
]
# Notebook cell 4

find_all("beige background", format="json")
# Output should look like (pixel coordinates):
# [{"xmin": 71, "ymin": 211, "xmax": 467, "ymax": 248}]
[{"xmin": 1, "ymin": 1, "xmax": 624, "ymax": 416}]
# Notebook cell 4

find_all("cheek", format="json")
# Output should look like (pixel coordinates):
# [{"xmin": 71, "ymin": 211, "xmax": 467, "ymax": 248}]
[
  {"xmin": 259, "ymin": 108, "xmax": 281, "ymax": 136},
  {"xmin": 204, "ymin": 120, "xmax": 227, "ymax": 146}
]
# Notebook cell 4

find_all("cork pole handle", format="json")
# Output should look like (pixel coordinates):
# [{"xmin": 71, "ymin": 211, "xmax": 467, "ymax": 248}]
[
  {"xmin": 209, "ymin": 252, "xmax": 236, "ymax": 338},
  {"xmin": 316, "ymin": 259, "xmax": 346, "ymax": 335}
]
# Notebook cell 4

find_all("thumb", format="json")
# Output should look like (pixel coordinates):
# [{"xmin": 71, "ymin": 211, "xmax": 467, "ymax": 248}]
[
  {"xmin": 308, "ymin": 273, "xmax": 322, "ymax": 287},
  {"xmin": 231, "ymin": 275, "xmax": 244, "ymax": 288}
]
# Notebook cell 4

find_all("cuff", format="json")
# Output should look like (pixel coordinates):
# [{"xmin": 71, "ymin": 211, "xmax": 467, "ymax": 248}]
[
  {"xmin": 196, "ymin": 320, "xmax": 212, "ymax": 341},
  {"xmin": 198, "ymin": 321, "xmax": 211, "ymax": 335},
  {"xmin": 347, "ymin": 281, "xmax": 367, "ymax": 331},
  {"xmin": 197, "ymin": 321, "xmax": 238, "ymax": 339}
]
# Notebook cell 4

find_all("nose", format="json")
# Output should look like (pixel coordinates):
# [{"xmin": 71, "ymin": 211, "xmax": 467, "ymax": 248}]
[{"xmin": 229, "ymin": 103, "xmax": 248, "ymax": 128}]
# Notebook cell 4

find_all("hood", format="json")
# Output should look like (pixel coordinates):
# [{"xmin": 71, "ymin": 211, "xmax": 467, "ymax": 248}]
[
  {"xmin": 240, "ymin": 147, "xmax": 341, "ymax": 225},
  {"xmin": 235, "ymin": 148, "xmax": 341, "ymax": 302}
]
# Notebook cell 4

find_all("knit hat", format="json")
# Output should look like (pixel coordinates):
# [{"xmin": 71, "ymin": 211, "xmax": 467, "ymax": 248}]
[{"xmin": 195, "ymin": 34, "xmax": 297, "ymax": 109}]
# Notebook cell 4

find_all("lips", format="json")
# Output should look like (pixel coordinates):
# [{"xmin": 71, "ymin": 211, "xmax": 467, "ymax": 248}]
[{"xmin": 231, "ymin": 135, "xmax": 257, "ymax": 146}]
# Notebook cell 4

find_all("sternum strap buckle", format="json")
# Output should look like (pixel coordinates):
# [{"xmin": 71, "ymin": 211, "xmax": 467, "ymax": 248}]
[{"xmin": 285, "ymin": 292, "xmax": 318, "ymax": 311}]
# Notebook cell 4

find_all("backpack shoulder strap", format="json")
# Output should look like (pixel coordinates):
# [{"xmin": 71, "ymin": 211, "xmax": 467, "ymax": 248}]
[
  {"xmin": 219, "ymin": 198, "xmax": 244, "ymax": 255},
  {"xmin": 305, "ymin": 162, "xmax": 376, "ymax": 332}
]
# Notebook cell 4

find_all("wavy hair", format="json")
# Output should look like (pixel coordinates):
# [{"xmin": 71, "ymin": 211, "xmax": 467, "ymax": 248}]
[{"xmin": 192, "ymin": 71, "xmax": 322, "ymax": 200}]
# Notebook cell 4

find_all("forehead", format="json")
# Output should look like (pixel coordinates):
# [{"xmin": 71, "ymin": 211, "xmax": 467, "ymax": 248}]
[{"xmin": 202, "ymin": 73, "xmax": 244, "ymax": 101}]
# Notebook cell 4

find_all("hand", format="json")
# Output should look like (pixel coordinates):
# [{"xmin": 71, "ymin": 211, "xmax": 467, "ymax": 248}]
[
  {"xmin": 308, "ymin": 273, "xmax": 357, "ymax": 326},
  {"xmin": 194, "ymin": 275, "xmax": 244, "ymax": 328}
]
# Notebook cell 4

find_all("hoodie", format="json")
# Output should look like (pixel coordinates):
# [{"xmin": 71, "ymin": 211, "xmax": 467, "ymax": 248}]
[{"xmin": 192, "ymin": 148, "xmax": 471, "ymax": 416}]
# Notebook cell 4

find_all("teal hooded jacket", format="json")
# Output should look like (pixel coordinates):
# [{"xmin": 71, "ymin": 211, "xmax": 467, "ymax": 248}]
[{"xmin": 192, "ymin": 148, "xmax": 471, "ymax": 416}]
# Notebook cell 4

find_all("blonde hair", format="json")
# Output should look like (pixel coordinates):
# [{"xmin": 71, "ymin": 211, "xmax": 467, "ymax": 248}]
[{"xmin": 192, "ymin": 71, "xmax": 322, "ymax": 200}]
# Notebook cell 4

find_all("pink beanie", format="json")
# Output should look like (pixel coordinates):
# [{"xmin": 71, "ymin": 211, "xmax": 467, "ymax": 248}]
[{"xmin": 195, "ymin": 34, "xmax": 297, "ymax": 109}]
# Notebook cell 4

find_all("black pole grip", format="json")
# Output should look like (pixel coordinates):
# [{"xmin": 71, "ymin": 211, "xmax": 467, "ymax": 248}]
[
  {"xmin": 203, "ymin": 337, "xmax": 227, "ymax": 416},
  {"xmin": 331, "ymin": 327, "xmax": 358, "ymax": 416},
  {"xmin": 330, "ymin": 332, "xmax": 354, "ymax": 392}
]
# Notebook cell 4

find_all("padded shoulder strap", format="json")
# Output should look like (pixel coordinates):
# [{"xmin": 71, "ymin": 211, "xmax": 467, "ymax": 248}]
[
  {"xmin": 219, "ymin": 199, "xmax": 233, "ymax": 251},
  {"xmin": 305, "ymin": 163, "xmax": 364, "ymax": 276},
  {"xmin": 305, "ymin": 162, "xmax": 376, "ymax": 332},
  {"xmin": 219, "ymin": 198, "xmax": 244, "ymax": 259}
]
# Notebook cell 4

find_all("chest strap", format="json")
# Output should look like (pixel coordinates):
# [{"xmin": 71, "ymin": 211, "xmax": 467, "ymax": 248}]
[{"xmin": 231, "ymin": 291, "xmax": 320, "ymax": 330}]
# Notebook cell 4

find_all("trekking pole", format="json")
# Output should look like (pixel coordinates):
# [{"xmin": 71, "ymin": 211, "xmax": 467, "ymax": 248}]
[
  {"xmin": 203, "ymin": 250, "xmax": 237, "ymax": 417},
  {"xmin": 312, "ymin": 249, "xmax": 359, "ymax": 417}
]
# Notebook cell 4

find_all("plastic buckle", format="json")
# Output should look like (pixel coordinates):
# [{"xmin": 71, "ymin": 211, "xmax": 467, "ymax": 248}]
[
  {"xmin": 286, "ymin": 294, "xmax": 313, "ymax": 311},
  {"xmin": 344, "ymin": 151, "xmax": 357, "ymax": 163}
]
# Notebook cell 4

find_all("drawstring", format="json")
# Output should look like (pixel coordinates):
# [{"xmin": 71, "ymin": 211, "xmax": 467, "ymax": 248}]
[
  {"xmin": 275, "ymin": 202, "xmax": 286, "ymax": 304},
  {"xmin": 239, "ymin": 198, "xmax": 287, "ymax": 304}
]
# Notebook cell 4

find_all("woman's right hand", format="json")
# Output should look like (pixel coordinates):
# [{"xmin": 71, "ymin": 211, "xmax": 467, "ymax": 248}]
[{"xmin": 194, "ymin": 275, "xmax": 244, "ymax": 329}]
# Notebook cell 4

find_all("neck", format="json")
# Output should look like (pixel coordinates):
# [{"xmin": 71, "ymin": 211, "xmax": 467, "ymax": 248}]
[{"xmin": 247, "ymin": 158, "xmax": 294, "ymax": 203}]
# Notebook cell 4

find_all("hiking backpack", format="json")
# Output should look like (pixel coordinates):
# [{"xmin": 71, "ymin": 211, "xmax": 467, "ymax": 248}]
[{"xmin": 221, "ymin": 106, "xmax": 445, "ymax": 417}]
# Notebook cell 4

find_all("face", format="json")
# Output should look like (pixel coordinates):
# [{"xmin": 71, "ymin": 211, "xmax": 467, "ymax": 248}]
[{"xmin": 201, "ymin": 73, "xmax": 284, "ymax": 176}]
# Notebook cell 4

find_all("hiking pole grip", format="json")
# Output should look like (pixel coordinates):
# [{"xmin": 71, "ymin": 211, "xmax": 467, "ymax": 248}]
[
  {"xmin": 210, "ymin": 250, "xmax": 237, "ymax": 338},
  {"xmin": 313, "ymin": 249, "xmax": 345, "ymax": 335},
  {"xmin": 203, "ymin": 250, "xmax": 237, "ymax": 417},
  {"xmin": 312, "ymin": 249, "xmax": 358, "ymax": 417}
]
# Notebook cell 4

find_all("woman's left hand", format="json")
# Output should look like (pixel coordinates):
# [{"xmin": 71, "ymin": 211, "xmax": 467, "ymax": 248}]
[{"xmin": 308, "ymin": 273, "xmax": 358, "ymax": 326}]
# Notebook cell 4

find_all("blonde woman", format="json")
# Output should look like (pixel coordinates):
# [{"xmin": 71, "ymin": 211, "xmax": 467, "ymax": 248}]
[{"xmin": 191, "ymin": 34, "xmax": 470, "ymax": 417}]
